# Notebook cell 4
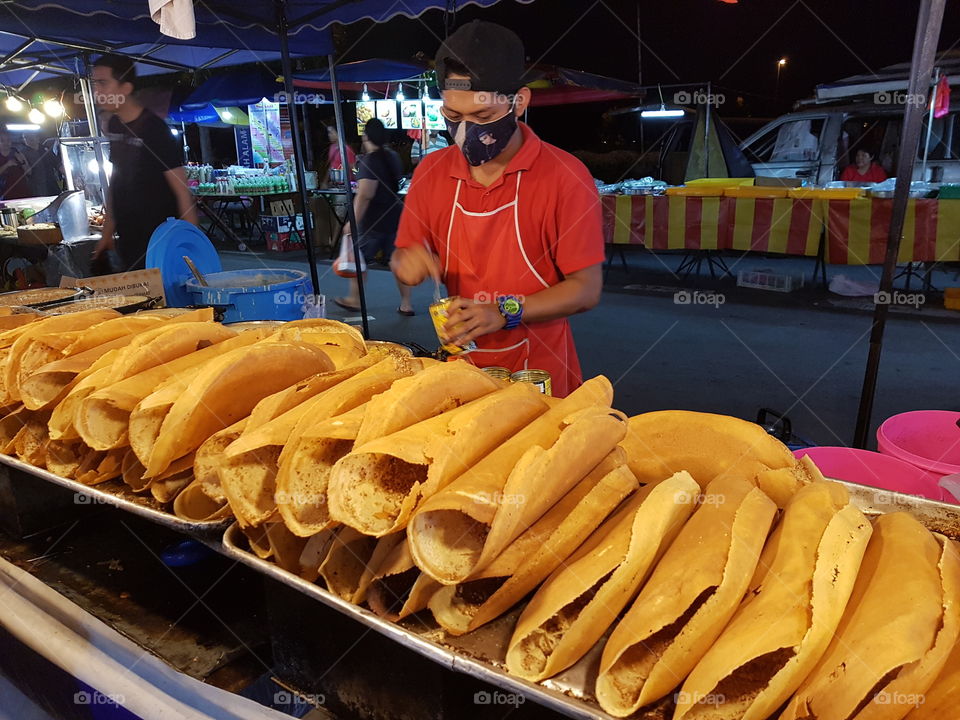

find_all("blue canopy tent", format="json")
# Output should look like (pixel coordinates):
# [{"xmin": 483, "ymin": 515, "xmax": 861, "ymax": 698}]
[
  {"xmin": 181, "ymin": 68, "xmax": 287, "ymax": 110},
  {"xmin": 1, "ymin": 0, "xmax": 532, "ymax": 336}
]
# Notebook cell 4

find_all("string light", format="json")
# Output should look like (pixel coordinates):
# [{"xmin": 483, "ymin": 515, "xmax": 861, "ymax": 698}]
[
  {"xmin": 4, "ymin": 96, "xmax": 22, "ymax": 112},
  {"xmin": 43, "ymin": 99, "xmax": 64, "ymax": 118},
  {"xmin": 396, "ymin": 85, "xmax": 405, "ymax": 102},
  {"xmin": 27, "ymin": 108, "xmax": 45, "ymax": 124},
  {"xmin": 361, "ymin": 83, "xmax": 370, "ymax": 102}
]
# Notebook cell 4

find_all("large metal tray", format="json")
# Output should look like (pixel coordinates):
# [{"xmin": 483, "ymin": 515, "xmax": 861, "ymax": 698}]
[
  {"xmin": 0, "ymin": 453, "xmax": 231, "ymax": 536},
  {"xmin": 222, "ymin": 481, "xmax": 960, "ymax": 720},
  {"xmin": 222, "ymin": 522, "xmax": 673, "ymax": 720}
]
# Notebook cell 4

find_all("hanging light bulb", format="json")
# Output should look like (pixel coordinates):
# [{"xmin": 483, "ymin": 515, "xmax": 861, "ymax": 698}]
[
  {"xmin": 4, "ymin": 95, "xmax": 22, "ymax": 112},
  {"xmin": 43, "ymin": 98, "xmax": 64, "ymax": 118},
  {"xmin": 361, "ymin": 83, "xmax": 370, "ymax": 102},
  {"xmin": 396, "ymin": 85, "xmax": 405, "ymax": 102},
  {"xmin": 27, "ymin": 108, "xmax": 45, "ymax": 124}
]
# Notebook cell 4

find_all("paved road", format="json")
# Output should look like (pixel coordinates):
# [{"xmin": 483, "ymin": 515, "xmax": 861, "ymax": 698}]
[{"xmin": 219, "ymin": 248, "xmax": 960, "ymax": 448}]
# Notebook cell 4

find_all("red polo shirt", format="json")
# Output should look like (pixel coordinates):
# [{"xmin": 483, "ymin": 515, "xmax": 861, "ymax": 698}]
[{"xmin": 395, "ymin": 124, "xmax": 604, "ymax": 394}]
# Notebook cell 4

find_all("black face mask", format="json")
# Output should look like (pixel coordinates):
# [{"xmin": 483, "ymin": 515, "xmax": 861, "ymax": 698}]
[{"xmin": 444, "ymin": 103, "xmax": 518, "ymax": 166}]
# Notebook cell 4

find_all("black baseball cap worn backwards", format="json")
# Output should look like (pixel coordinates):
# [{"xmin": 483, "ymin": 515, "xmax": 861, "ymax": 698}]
[{"xmin": 435, "ymin": 20, "xmax": 532, "ymax": 94}]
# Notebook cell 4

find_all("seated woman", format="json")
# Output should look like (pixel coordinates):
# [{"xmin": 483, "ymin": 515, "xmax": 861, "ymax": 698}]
[{"xmin": 840, "ymin": 148, "xmax": 888, "ymax": 183}]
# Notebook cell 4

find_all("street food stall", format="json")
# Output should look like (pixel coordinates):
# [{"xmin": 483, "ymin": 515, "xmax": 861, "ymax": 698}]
[{"xmin": 1, "ymin": 2, "xmax": 958, "ymax": 720}]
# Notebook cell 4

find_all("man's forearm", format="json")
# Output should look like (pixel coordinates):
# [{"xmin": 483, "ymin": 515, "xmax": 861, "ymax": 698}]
[{"xmin": 516, "ymin": 268, "xmax": 602, "ymax": 324}]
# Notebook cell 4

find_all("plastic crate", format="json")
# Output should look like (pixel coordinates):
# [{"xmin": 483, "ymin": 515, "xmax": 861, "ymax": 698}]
[{"xmin": 737, "ymin": 269, "xmax": 804, "ymax": 293}]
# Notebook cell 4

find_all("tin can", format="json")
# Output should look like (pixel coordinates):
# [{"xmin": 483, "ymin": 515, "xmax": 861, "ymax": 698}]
[
  {"xmin": 429, "ymin": 297, "xmax": 477, "ymax": 355},
  {"xmin": 481, "ymin": 366, "xmax": 512, "ymax": 380},
  {"xmin": 511, "ymin": 369, "xmax": 553, "ymax": 396}
]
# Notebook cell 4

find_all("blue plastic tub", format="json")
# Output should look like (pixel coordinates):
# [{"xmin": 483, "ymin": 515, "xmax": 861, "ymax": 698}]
[{"xmin": 184, "ymin": 269, "xmax": 308, "ymax": 323}]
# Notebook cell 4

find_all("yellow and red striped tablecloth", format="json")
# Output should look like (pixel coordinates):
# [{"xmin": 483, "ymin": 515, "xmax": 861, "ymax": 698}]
[
  {"xmin": 602, "ymin": 194, "xmax": 960, "ymax": 264},
  {"xmin": 824, "ymin": 198, "xmax": 960, "ymax": 264},
  {"xmin": 601, "ymin": 195, "xmax": 820, "ymax": 257}
]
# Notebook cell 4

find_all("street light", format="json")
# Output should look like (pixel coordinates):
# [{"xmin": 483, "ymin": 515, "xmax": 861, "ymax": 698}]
[{"xmin": 776, "ymin": 57, "xmax": 787, "ymax": 106}]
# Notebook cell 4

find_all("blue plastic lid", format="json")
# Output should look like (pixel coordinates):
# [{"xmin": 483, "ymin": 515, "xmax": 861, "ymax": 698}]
[{"xmin": 146, "ymin": 218, "xmax": 222, "ymax": 307}]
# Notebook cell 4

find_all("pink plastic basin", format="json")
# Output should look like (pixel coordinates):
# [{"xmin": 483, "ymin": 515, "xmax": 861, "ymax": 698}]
[
  {"xmin": 793, "ymin": 446, "xmax": 949, "ymax": 502},
  {"xmin": 877, "ymin": 410, "xmax": 960, "ymax": 477}
]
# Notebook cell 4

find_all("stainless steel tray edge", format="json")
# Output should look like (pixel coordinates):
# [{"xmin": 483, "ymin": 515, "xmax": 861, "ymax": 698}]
[
  {"xmin": 221, "ymin": 523, "xmax": 616, "ymax": 720},
  {"xmin": 0, "ymin": 453, "xmax": 231, "ymax": 536}
]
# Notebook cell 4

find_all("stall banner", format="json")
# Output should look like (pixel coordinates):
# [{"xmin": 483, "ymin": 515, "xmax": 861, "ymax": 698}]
[
  {"xmin": 728, "ymin": 197, "xmax": 821, "ymax": 257},
  {"xmin": 234, "ymin": 126, "xmax": 254, "ymax": 167},
  {"xmin": 356, "ymin": 101, "xmax": 375, "ymax": 134},
  {"xmin": 825, "ymin": 197, "xmax": 960, "ymax": 264},
  {"xmin": 247, "ymin": 100, "xmax": 284, "ymax": 165},
  {"xmin": 400, "ymin": 100, "xmax": 423, "ymax": 130},
  {"xmin": 375, "ymin": 100, "xmax": 398, "ymax": 129},
  {"xmin": 424, "ymin": 99, "xmax": 445, "ymax": 130}
]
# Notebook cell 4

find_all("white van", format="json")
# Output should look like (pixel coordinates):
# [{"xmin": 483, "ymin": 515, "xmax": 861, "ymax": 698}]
[{"xmin": 739, "ymin": 101, "xmax": 960, "ymax": 185}]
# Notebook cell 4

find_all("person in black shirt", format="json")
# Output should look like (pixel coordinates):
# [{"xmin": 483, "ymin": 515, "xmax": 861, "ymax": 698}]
[
  {"xmin": 334, "ymin": 118, "xmax": 413, "ymax": 315},
  {"xmin": 90, "ymin": 54, "xmax": 196, "ymax": 271}
]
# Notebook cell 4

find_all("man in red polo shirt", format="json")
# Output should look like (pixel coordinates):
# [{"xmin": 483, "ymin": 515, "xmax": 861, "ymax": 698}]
[{"xmin": 391, "ymin": 21, "xmax": 604, "ymax": 396}]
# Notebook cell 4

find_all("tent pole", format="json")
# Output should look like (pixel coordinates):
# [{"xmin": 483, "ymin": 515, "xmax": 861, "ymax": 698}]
[
  {"xmin": 275, "ymin": 0, "xmax": 321, "ymax": 297},
  {"xmin": 703, "ymin": 82, "xmax": 711, "ymax": 177},
  {"xmin": 853, "ymin": 0, "xmax": 946, "ymax": 448},
  {"xmin": 328, "ymin": 54, "xmax": 370, "ymax": 339},
  {"xmin": 921, "ymin": 67, "xmax": 939, "ymax": 181}
]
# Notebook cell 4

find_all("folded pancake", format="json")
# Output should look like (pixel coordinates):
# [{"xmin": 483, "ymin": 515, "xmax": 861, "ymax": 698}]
[
  {"xmin": 149, "ymin": 454, "xmax": 195, "ymax": 503},
  {"xmin": 137, "ymin": 341, "xmax": 335, "ymax": 477},
  {"xmin": 221, "ymin": 356, "xmax": 419, "ymax": 528},
  {"xmin": 297, "ymin": 527, "xmax": 340, "ymax": 583},
  {"xmin": 0, "ymin": 314, "xmax": 40, "ymax": 332},
  {"xmin": 0, "ymin": 405, "xmax": 28, "ymax": 452},
  {"xmin": 781, "ymin": 512, "xmax": 960, "ymax": 720},
  {"xmin": 351, "ymin": 360, "xmax": 500, "ymax": 448},
  {"xmin": 908, "ymin": 620, "xmax": 960, "ymax": 719},
  {"xmin": 407, "ymin": 376, "xmax": 623, "ymax": 585},
  {"xmin": 506, "ymin": 471, "xmax": 700, "ymax": 682},
  {"xmin": 3, "ymin": 309, "xmax": 119, "ymax": 402},
  {"xmin": 98, "ymin": 319, "xmax": 237, "ymax": 385},
  {"xmin": 275, "ymin": 406, "xmax": 367, "ymax": 536},
  {"xmin": 192, "ymin": 419, "xmax": 248, "ymax": 505},
  {"xmin": 12, "ymin": 409, "xmax": 52, "ymax": 466},
  {"xmin": 23, "ymin": 336, "xmax": 147, "ymax": 412},
  {"xmin": 596, "ymin": 476, "xmax": 778, "ymax": 716},
  {"xmin": 16, "ymin": 316, "xmax": 167, "ymax": 408},
  {"xmin": 674, "ymin": 481, "xmax": 873, "ymax": 720},
  {"xmin": 239, "ymin": 523, "xmax": 272, "ymax": 560},
  {"xmin": 60, "ymin": 310, "xmax": 210, "ymax": 355},
  {"xmin": 429, "ymin": 453, "xmax": 639, "ymax": 636},
  {"xmin": 173, "ymin": 477, "xmax": 235, "ymax": 522},
  {"xmin": 261, "ymin": 522, "xmax": 310, "ymax": 575},
  {"xmin": 270, "ymin": 324, "xmax": 367, "ymax": 368},
  {"xmin": 75, "ymin": 329, "xmax": 266, "ymax": 451},
  {"xmin": 75, "ymin": 447, "xmax": 124, "ymax": 485},
  {"xmin": 366, "ymin": 539, "xmax": 441, "ymax": 622},
  {"xmin": 619, "ymin": 410, "xmax": 804, "ymax": 505},
  {"xmin": 317, "ymin": 526, "xmax": 393, "ymax": 602},
  {"xmin": 327, "ymin": 382, "xmax": 548, "ymax": 537},
  {"xmin": 45, "ymin": 439, "xmax": 86, "ymax": 478}
]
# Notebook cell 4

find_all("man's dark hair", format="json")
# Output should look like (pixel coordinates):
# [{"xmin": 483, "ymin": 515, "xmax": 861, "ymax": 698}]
[
  {"xmin": 93, "ymin": 54, "xmax": 137, "ymax": 89},
  {"xmin": 364, "ymin": 118, "xmax": 387, "ymax": 148},
  {"xmin": 440, "ymin": 58, "xmax": 470, "ymax": 81}
]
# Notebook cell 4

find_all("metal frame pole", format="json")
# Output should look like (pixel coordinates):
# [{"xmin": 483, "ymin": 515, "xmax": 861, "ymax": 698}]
[
  {"xmin": 328, "ymin": 53, "xmax": 370, "ymax": 339},
  {"xmin": 275, "ymin": 0, "xmax": 321, "ymax": 297},
  {"xmin": 853, "ymin": 0, "xmax": 946, "ymax": 447}
]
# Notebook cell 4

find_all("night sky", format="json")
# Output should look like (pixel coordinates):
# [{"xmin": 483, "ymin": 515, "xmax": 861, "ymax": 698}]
[{"xmin": 337, "ymin": 0, "xmax": 960, "ymax": 148}]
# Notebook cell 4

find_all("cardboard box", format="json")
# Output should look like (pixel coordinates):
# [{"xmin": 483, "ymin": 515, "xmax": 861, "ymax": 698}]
[
  {"xmin": 60, "ymin": 268, "xmax": 166, "ymax": 304},
  {"xmin": 261, "ymin": 213, "xmax": 307, "ymax": 234},
  {"xmin": 267, "ymin": 231, "xmax": 305, "ymax": 253}
]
